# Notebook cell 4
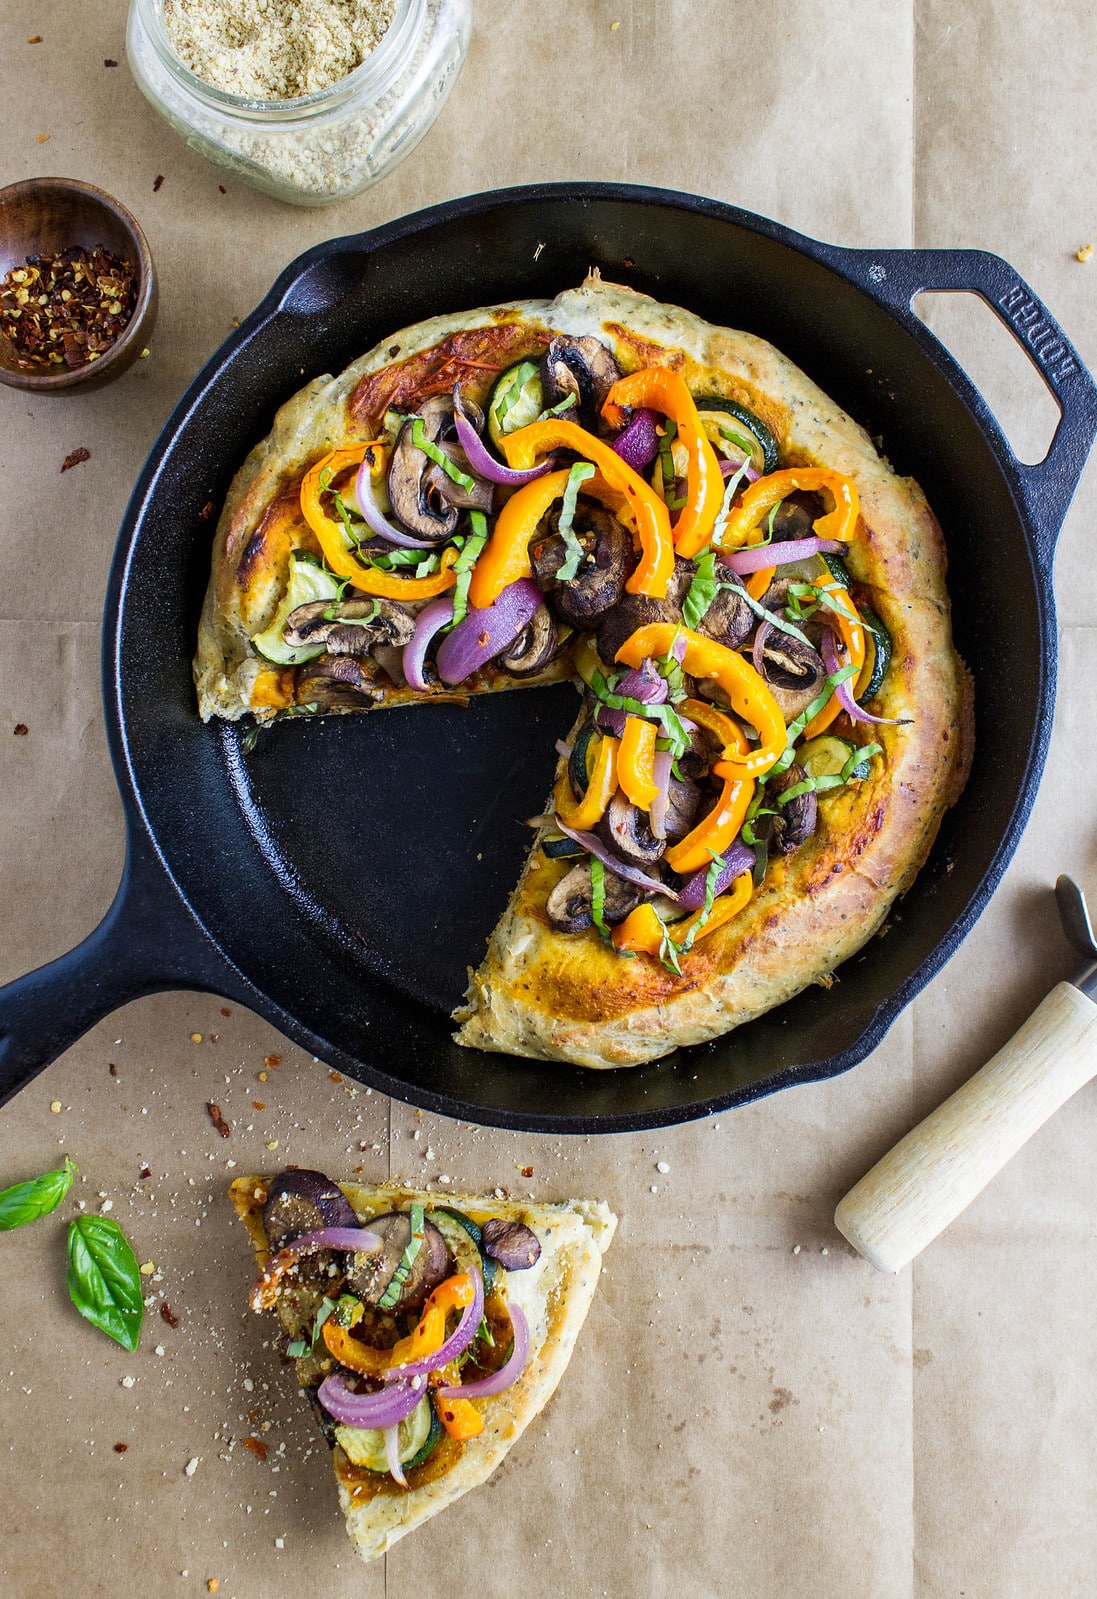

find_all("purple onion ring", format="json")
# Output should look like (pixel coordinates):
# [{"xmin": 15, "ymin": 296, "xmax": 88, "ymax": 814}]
[
  {"xmin": 453, "ymin": 400, "xmax": 551, "ymax": 487},
  {"xmin": 720, "ymin": 535, "xmax": 843, "ymax": 574},
  {"xmin": 317, "ymin": 1369, "xmax": 424, "ymax": 1430},
  {"xmin": 402, "ymin": 595, "xmax": 454, "ymax": 693},
  {"xmin": 820, "ymin": 624, "xmax": 907, "ymax": 726},
  {"xmin": 437, "ymin": 1301, "xmax": 530, "ymax": 1400},
  {"xmin": 611, "ymin": 408, "xmax": 660, "ymax": 471},
  {"xmin": 676, "ymin": 841, "xmax": 756, "ymax": 913},
  {"xmin": 553, "ymin": 820, "xmax": 680, "ymax": 900},
  {"xmin": 355, "ymin": 451, "xmax": 437, "ymax": 549},
  {"xmin": 435, "ymin": 577, "xmax": 542, "ymax": 686},
  {"xmin": 383, "ymin": 1264, "xmax": 484, "ymax": 1382}
]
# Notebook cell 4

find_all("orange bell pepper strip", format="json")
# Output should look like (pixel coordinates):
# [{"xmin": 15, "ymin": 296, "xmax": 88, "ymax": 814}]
[
  {"xmin": 617, "ymin": 715, "xmax": 660, "ymax": 810},
  {"xmin": 745, "ymin": 565, "xmax": 776, "ymax": 601},
  {"xmin": 679, "ymin": 698, "xmax": 748, "ymax": 761},
  {"xmin": 718, "ymin": 466, "xmax": 859, "ymax": 550},
  {"xmin": 467, "ymin": 467, "xmax": 628, "ymax": 610},
  {"xmin": 663, "ymin": 773, "xmax": 754, "ymax": 875},
  {"xmin": 801, "ymin": 585, "xmax": 867, "ymax": 741},
  {"xmin": 616, "ymin": 623, "xmax": 786, "ymax": 779},
  {"xmin": 554, "ymin": 732, "xmax": 619, "ymax": 831},
  {"xmin": 300, "ymin": 444, "xmax": 459, "ymax": 599},
  {"xmin": 612, "ymin": 871, "xmax": 754, "ymax": 956},
  {"xmin": 602, "ymin": 367, "xmax": 725, "ymax": 560},
  {"xmin": 434, "ymin": 1393, "xmax": 484, "ymax": 1440},
  {"xmin": 321, "ymin": 1273, "xmax": 475, "ymax": 1377},
  {"xmin": 498, "ymin": 418, "xmax": 674, "ymax": 598},
  {"xmin": 321, "ymin": 1320, "xmax": 390, "ymax": 1378}
]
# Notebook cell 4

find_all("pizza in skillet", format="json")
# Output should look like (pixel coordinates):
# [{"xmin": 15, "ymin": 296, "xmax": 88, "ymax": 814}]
[
  {"xmin": 231, "ymin": 1169, "xmax": 616, "ymax": 1561},
  {"xmin": 195, "ymin": 276, "xmax": 972, "ymax": 1069}
]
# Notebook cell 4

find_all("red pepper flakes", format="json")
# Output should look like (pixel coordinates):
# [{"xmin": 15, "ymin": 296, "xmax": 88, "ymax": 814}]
[
  {"xmin": 28, "ymin": 35, "xmax": 43, "ymax": 44},
  {"xmin": 199, "ymin": 499, "xmax": 216, "ymax": 521},
  {"xmin": 13, "ymin": 723, "xmax": 28, "ymax": 736},
  {"xmin": 139, "ymin": 1166, "xmax": 151, "ymax": 1179},
  {"xmin": 264, "ymin": 1054, "xmax": 281, "ymax": 1068},
  {"xmin": 113, "ymin": 1442, "xmax": 128, "ymax": 1454},
  {"xmin": 242, "ymin": 1436, "xmax": 268, "ymax": 1462},
  {"xmin": 220, "ymin": 1006, "xmax": 232, "ymax": 1017},
  {"xmin": 153, "ymin": 174, "xmax": 164, "ymax": 193},
  {"xmin": 0, "ymin": 245, "xmax": 136, "ymax": 371},
  {"xmin": 520, "ymin": 1165, "xmax": 535, "ymax": 1179},
  {"xmin": 206, "ymin": 1101, "xmax": 231, "ymax": 1138},
  {"xmin": 253, "ymin": 1100, "xmax": 266, "ymax": 1110},
  {"xmin": 109, "ymin": 1062, "xmax": 118, "ymax": 1076},
  {"xmin": 61, "ymin": 446, "xmax": 90, "ymax": 472},
  {"xmin": 105, "ymin": 58, "xmax": 118, "ymax": 67},
  {"xmin": 159, "ymin": 1302, "xmax": 180, "ymax": 1329}
]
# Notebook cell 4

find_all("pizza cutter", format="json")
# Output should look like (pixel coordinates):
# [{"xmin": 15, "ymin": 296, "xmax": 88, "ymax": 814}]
[{"xmin": 834, "ymin": 876, "xmax": 1097, "ymax": 1272}]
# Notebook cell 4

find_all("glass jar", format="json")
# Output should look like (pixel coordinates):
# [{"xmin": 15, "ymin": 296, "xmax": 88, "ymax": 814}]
[{"xmin": 126, "ymin": 0, "xmax": 471, "ymax": 206}]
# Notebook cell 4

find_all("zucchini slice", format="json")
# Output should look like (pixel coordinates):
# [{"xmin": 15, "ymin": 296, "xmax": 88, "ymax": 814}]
[
  {"xmin": 250, "ymin": 551, "xmax": 341, "ymax": 666},
  {"xmin": 487, "ymin": 361, "xmax": 543, "ymax": 447},
  {"xmin": 542, "ymin": 832, "xmax": 586, "ymax": 860},
  {"xmin": 856, "ymin": 604, "xmax": 892, "ymax": 703},
  {"xmin": 334, "ymin": 1394, "xmax": 434, "ymax": 1472},
  {"xmin": 798, "ymin": 735, "xmax": 872, "ymax": 784},
  {"xmin": 696, "ymin": 397, "xmax": 779, "ymax": 475},
  {"xmin": 432, "ymin": 1206, "xmax": 496, "ymax": 1295}
]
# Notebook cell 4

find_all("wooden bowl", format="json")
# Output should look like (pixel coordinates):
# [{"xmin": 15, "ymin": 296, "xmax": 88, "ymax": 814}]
[{"xmin": 0, "ymin": 177, "xmax": 157, "ymax": 393}]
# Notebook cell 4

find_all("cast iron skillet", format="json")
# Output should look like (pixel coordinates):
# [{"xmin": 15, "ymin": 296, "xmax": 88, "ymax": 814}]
[{"xmin": 2, "ymin": 184, "xmax": 1095, "ymax": 1131}]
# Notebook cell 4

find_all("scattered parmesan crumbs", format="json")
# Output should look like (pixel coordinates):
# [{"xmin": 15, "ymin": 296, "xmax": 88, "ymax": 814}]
[
  {"xmin": 163, "ymin": 0, "xmax": 398, "ymax": 99},
  {"xmin": 1077, "ymin": 244, "xmax": 1094, "ymax": 262},
  {"xmin": 121, "ymin": 1376, "xmax": 136, "ymax": 1388},
  {"xmin": 185, "ymin": 1456, "xmax": 200, "ymax": 1476},
  {"xmin": 656, "ymin": 1160, "xmax": 670, "ymax": 1174}
]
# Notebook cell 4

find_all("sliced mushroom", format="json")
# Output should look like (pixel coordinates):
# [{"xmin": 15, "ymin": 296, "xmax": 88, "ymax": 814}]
[
  {"xmin": 596, "ymin": 556, "xmax": 694, "ymax": 665},
  {"xmin": 498, "ymin": 604, "xmax": 559, "ymax": 676},
  {"xmin": 539, "ymin": 335, "xmax": 622, "ymax": 433},
  {"xmin": 597, "ymin": 791, "xmax": 665, "ymax": 866},
  {"xmin": 423, "ymin": 444, "xmax": 494, "ymax": 512},
  {"xmin": 769, "ymin": 761, "xmax": 818, "ymax": 854},
  {"xmin": 698, "ymin": 584, "xmax": 754, "ymax": 650},
  {"xmin": 769, "ymin": 495, "xmax": 816, "ymax": 542},
  {"xmin": 387, "ymin": 395, "xmax": 465, "ymax": 542},
  {"xmin": 345, "ymin": 1211, "xmax": 450, "ymax": 1314},
  {"xmin": 296, "ymin": 653, "xmax": 385, "ymax": 709},
  {"xmin": 756, "ymin": 625, "xmax": 827, "ymax": 720},
  {"xmin": 481, "ymin": 1218, "xmax": 541, "ymax": 1271},
  {"xmin": 284, "ymin": 597, "xmax": 416, "ymax": 656},
  {"xmin": 262, "ymin": 1169, "xmax": 357, "ymax": 1252},
  {"xmin": 532, "ymin": 504, "xmax": 631, "ymax": 625},
  {"xmin": 664, "ymin": 775, "xmax": 702, "ymax": 842},
  {"xmin": 546, "ymin": 860, "xmax": 641, "ymax": 933}
]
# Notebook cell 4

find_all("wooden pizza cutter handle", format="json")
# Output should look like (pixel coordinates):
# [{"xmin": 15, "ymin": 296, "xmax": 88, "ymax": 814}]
[{"xmin": 834, "ymin": 878, "xmax": 1097, "ymax": 1273}]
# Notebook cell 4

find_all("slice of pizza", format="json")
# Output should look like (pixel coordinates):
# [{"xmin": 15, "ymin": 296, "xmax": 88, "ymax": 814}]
[{"xmin": 230, "ymin": 1170, "xmax": 616, "ymax": 1561}]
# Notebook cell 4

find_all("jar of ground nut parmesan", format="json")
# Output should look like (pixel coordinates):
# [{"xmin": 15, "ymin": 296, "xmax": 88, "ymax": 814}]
[{"xmin": 126, "ymin": 0, "xmax": 471, "ymax": 204}]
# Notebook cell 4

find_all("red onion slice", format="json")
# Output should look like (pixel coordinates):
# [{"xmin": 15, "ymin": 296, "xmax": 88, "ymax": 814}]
[
  {"xmin": 721, "ymin": 536, "xmax": 843, "ymax": 574},
  {"xmin": 595, "ymin": 659, "xmax": 669, "ymax": 736},
  {"xmin": 718, "ymin": 454, "xmax": 761, "ymax": 484},
  {"xmin": 820, "ymin": 626, "xmax": 908, "ymax": 725},
  {"xmin": 595, "ymin": 705, "xmax": 627, "ymax": 739},
  {"xmin": 437, "ymin": 1302, "xmax": 530, "ymax": 1400},
  {"xmin": 249, "ymin": 1225, "xmax": 381, "ymax": 1311},
  {"xmin": 435, "ymin": 577, "xmax": 542, "ymax": 686},
  {"xmin": 317, "ymin": 1370, "xmax": 424, "ymax": 1429},
  {"xmin": 676, "ymin": 842, "xmax": 756, "ymax": 913},
  {"xmin": 453, "ymin": 401, "xmax": 550, "ymax": 487},
  {"xmin": 402, "ymin": 595, "xmax": 454, "ymax": 693},
  {"xmin": 383, "ymin": 1265, "xmax": 484, "ymax": 1381},
  {"xmin": 649, "ymin": 749, "xmax": 673, "ymax": 841},
  {"xmin": 611, "ymin": 408, "xmax": 660, "ymax": 471},
  {"xmin": 752, "ymin": 617, "xmax": 772, "ymax": 679},
  {"xmin": 384, "ymin": 1423, "xmax": 408, "ymax": 1487},
  {"xmin": 553, "ymin": 820, "xmax": 680, "ymax": 900},
  {"xmin": 355, "ymin": 453, "xmax": 438, "ymax": 549}
]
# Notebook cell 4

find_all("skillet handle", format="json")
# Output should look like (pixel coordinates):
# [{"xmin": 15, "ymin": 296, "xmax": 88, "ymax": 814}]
[
  {"xmin": 832, "ymin": 245, "xmax": 1097, "ymax": 565},
  {"xmin": 0, "ymin": 833, "xmax": 241, "ymax": 1109},
  {"xmin": 833, "ymin": 982, "xmax": 1097, "ymax": 1272}
]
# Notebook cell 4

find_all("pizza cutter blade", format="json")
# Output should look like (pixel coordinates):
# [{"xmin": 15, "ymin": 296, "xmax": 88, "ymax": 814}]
[{"xmin": 833, "ymin": 876, "xmax": 1097, "ymax": 1272}]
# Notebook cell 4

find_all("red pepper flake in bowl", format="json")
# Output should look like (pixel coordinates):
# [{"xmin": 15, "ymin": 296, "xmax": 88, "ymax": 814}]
[{"xmin": 0, "ymin": 244, "xmax": 136, "ymax": 371}]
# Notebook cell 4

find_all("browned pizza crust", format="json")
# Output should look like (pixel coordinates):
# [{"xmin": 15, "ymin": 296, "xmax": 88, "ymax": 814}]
[{"xmin": 230, "ymin": 1175, "xmax": 616, "ymax": 1561}]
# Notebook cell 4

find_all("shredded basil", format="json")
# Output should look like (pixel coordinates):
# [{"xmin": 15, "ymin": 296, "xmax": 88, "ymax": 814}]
[
  {"xmin": 683, "ymin": 547, "xmax": 719, "ymax": 630},
  {"xmin": 677, "ymin": 852, "xmax": 727, "ymax": 953},
  {"xmin": 722, "ymin": 573, "xmax": 815, "ymax": 648},
  {"xmin": 655, "ymin": 646, "xmax": 688, "ymax": 703},
  {"xmin": 711, "ymin": 455, "xmax": 754, "ymax": 547},
  {"xmin": 378, "ymin": 1204, "xmax": 425, "ymax": 1310},
  {"xmin": 589, "ymin": 855, "xmax": 612, "ymax": 944},
  {"xmin": 714, "ymin": 421, "xmax": 757, "ymax": 459},
  {"xmin": 537, "ymin": 391, "xmax": 578, "ymax": 421},
  {"xmin": 323, "ymin": 598, "xmax": 380, "ymax": 626},
  {"xmin": 767, "ymin": 664, "xmax": 860, "ymax": 778},
  {"xmin": 777, "ymin": 742, "xmax": 884, "ymax": 805},
  {"xmin": 658, "ymin": 918, "xmax": 684, "ymax": 976},
  {"xmin": 555, "ymin": 462, "xmax": 597, "ymax": 581},
  {"xmin": 450, "ymin": 511, "xmax": 488, "ymax": 629},
  {"xmin": 657, "ymin": 418, "xmax": 679, "ymax": 498},
  {"xmin": 408, "ymin": 417, "xmax": 476, "ymax": 491},
  {"xmin": 287, "ymin": 1294, "xmax": 339, "ymax": 1355},
  {"xmin": 330, "ymin": 486, "xmax": 365, "ymax": 553}
]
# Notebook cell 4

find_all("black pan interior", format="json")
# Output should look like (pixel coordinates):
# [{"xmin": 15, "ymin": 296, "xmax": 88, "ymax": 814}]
[{"xmin": 109, "ymin": 187, "xmax": 1054, "ymax": 1130}]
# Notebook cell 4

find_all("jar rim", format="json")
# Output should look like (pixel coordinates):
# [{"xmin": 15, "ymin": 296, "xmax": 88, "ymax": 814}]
[{"xmin": 131, "ymin": 0, "xmax": 425, "ymax": 119}]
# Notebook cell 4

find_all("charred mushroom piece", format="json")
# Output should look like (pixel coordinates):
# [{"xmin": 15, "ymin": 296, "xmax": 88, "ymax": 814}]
[
  {"xmin": 770, "ymin": 762, "xmax": 818, "ymax": 854},
  {"xmin": 499, "ymin": 604, "xmax": 559, "ymax": 676},
  {"xmin": 539, "ymin": 335, "xmax": 622, "ymax": 432},
  {"xmin": 387, "ymin": 395, "xmax": 464, "ymax": 542},
  {"xmin": 296, "ymin": 653, "xmax": 385, "ymax": 709},
  {"xmin": 262, "ymin": 1169, "xmax": 358, "ymax": 1251},
  {"xmin": 596, "ymin": 556, "xmax": 694, "ymax": 665},
  {"xmin": 345, "ymin": 1211, "xmax": 450, "ymax": 1314},
  {"xmin": 481, "ymin": 1218, "xmax": 542, "ymax": 1271},
  {"xmin": 698, "ymin": 584, "xmax": 754, "ymax": 650},
  {"xmin": 597, "ymin": 791, "xmax": 666, "ymax": 866},
  {"xmin": 756, "ymin": 626, "xmax": 826, "ymax": 720},
  {"xmin": 284, "ymin": 597, "xmax": 416, "ymax": 656},
  {"xmin": 546, "ymin": 860, "xmax": 641, "ymax": 933},
  {"xmin": 769, "ymin": 492, "xmax": 817, "ymax": 542},
  {"xmin": 423, "ymin": 446, "xmax": 494, "ymax": 512},
  {"xmin": 664, "ymin": 775, "xmax": 702, "ymax": 842},
  {"xmin": 532, "ymin": 504, "xmax": 631, "ymax": 625}
]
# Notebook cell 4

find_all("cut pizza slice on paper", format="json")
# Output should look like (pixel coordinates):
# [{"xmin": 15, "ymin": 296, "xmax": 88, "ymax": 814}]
[{"xmin": 231, "ymin": 1170, "xmax": 617, "ymax": 1561}]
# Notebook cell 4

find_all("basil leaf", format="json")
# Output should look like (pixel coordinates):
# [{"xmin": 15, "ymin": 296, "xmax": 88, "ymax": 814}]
[
  {"xmin": 657, "ymin": 418, "xmax": 678, "ymax": 496},
  {"xmin": 589, "ymin": 855, "xmax": 612, "ymax": 944},
  {"xmin": 677, "ymin": 852, "xmax": 728, "ymax": 953},
  {"xmin": 286, "ymin": 1339, "xmax": 309, "ymax": 1357},
  {"xmin": 0, "ymin": 1156, "xmax": 76, "ymax": 1230},
  {"xmin": 658, "ymin": 919, "xmax": 684, "ymax": 977},
  {"xmin": 450, "ymin": 511, "xmax": 488, "ymax": 630},
  {"xmin": 379, "ymin": 1203, "xmax": 425, "ymax": 1310},
  {"xmin": 536, "ymin": 391, "xmax": 578, "ymax": 421},
  {"xmin": 555, "ymin": 462, "xmax": 597, "ymax": 581},
  {"xmin": 721, "ymin": 574, "xmax": 814, "ymax": 648},
  {"xmin": 410, "ymin": 417, "xmax": 476, "ymax": 492},
  {"xmin": 66, "ymin": 1215, "xmax": 143, "ymax": 1352}
]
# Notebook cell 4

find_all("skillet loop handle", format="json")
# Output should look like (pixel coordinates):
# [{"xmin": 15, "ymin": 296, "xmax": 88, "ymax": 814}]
[
  {"xmin": 833, "ymin": 246, "xmax": 1097, "ymax": 568},
  {"xmin": 0, "ymin": 839, "xmax": 237, "ymax": 1109}
]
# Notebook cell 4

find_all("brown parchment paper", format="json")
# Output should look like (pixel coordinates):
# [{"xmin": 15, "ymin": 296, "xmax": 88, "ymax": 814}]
[{"xmin": 2, "ymin": 2, "xmax": 1096, "ymax": 1595}]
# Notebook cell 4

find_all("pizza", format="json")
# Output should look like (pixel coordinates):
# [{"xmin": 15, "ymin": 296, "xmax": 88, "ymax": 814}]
[
  {"xmin": 230, "ymin": 1169, "xmax": 616, "ymax": 1561},
  {"xmin": 195, "ymin": 276, "xmax": 972, "ymax": 1068}
]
